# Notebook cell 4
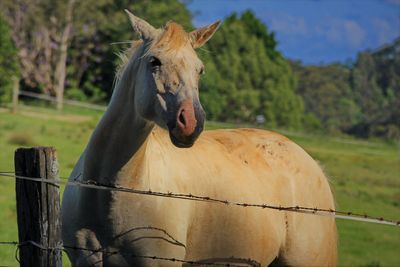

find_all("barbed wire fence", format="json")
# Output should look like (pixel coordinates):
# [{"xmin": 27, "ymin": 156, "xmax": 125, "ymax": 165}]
[
  {"xmin": 0, "ymin": 241, "xmax": 259, "ymax": 267},
  {"xmin": 0, "ymin": 172, "xmax": 398, "ymax": 227},
  {"xmin": 0, "ymin": 171, "xmax": 399, "ymax": 266},
  {"xmin": 0, "ymin": 146, "xmax": 399, "ymax": 266}
]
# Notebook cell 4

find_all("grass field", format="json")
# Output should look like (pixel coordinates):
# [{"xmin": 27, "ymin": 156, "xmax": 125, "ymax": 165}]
[{"xmin": 0, "ymin": 105, "xmax": 399, "ymax": 266}]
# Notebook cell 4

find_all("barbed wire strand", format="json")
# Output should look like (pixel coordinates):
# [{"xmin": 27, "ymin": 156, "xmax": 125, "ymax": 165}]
[
  {"xmin": 0, "ymin": 172, "xmax": 399, "ymax": 227},
  {"xmin": 0, "ymin": 240, "xmax": 260, "ymax": 267},
  {"xmin": 0, "ymin": 242, "xmax": 18, "ymax": 245}
]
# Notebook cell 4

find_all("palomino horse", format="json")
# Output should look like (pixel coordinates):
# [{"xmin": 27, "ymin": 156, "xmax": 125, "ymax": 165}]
[{"xmin": 62, "ymin": 10, "xmax": 337, "ymax": 266}]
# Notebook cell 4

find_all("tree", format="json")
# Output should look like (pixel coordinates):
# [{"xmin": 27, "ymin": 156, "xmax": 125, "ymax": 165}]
[
  {"xmin": 0, "ymin": 0, "xmax": 112, "ymax": 109},
  {"xmin": 351, "ymin": 53, "xmax": 385, "ymax": 122},
  {"xmin": 349, "ymin": 38, "xmax": 400, "ymax": 138},
  {"xmin": 0, "ymin": 15, "xmax": 18, "ymax": 103},
  {"xmin": 292, "ymin": 62, "xmax": 361, "ymax": 132},
  {"xmin": 200, "ymin": 11, "xmax": 304, "ymax": 128},
  {"xmin": 292, "ymin": 37, "xmax": 400, "ymax": 139}
]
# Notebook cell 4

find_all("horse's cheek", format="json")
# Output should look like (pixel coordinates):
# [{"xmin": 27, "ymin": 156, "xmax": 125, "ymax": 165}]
[{"xmin": 135, "ymin": 93, "xmax": 157, "ymax": 121}]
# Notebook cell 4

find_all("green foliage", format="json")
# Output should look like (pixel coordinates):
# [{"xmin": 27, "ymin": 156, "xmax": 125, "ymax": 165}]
[
  {"xmin": 0, "ymin": 15, "xmax": 18, "ymax": 103},
  {"xmin": 292, "ymin": 37, "xmax": 399, "ymax": 140},
  {"xmin": 292, "ymin": 62, "xmax": 360, "ymax": 133},
  {"xmin": 348, "ymin": 39, "xmax": 400, "ymax": 139},
  {"xmin": 302, "ymin": 112, "xmax": 322, "ymax": 131},
  {"xmin": 65, "ymin": 88, "xmax": 88, "ymax": 101},
  {"xmin": 200, "ymin": 11, "xmax": 304, "ymax": 128}
]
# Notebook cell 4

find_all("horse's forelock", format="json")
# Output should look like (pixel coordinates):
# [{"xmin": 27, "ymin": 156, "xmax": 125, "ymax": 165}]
[{"xmin": 152, "ymin": 21, "xmax": 190, "ymax": 52}]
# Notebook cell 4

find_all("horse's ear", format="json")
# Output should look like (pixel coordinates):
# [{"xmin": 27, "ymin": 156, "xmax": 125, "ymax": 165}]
[
  {"xmin": 189, "ymin": 21, "xmax": 221, "ymax": 49},
  {"xmin": 125, "ymin": 9, "xmax": 159, "ymax": 41}
]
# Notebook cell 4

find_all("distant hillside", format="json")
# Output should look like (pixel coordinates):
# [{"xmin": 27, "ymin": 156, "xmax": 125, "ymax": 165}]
[{"xmin": 292, "ymin": 37, "xmax": 400, "ymax": 139}]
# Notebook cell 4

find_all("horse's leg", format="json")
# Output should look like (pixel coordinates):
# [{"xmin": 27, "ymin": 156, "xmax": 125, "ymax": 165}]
[
  {"xmin": 67, "ymin": 227, "xmax": 135, "ymax": 267},
  {"xmin": 68, "ymin": 228, "xmax": 103, "ymax": 267},
  {"xmin": 279, "ymin": 214, "xmax": 337, "ymax": 267}
]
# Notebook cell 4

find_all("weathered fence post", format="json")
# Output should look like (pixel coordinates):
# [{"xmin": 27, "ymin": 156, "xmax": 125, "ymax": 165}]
[
  {"xmin": 12, "ymin": 76, "xmax": 19, "ymax": 114},
  {"xmin": 15, "ymin": 147, "xmax": 62, "ymax": 267}
]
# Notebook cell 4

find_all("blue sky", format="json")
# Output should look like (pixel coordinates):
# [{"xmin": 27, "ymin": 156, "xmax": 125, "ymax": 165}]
[{"xmin": 186, "ymin": 0, "xmax": 400, "ymax": 64}]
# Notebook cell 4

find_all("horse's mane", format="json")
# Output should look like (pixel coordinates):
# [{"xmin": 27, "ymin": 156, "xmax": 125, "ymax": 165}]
[
  {"xmin": 114, "ymin": 21, "xmax": 189, "ymax": 85},
  {"xmin": 114, "ymin": 41, "xmax": 142, "ymax": 82}
]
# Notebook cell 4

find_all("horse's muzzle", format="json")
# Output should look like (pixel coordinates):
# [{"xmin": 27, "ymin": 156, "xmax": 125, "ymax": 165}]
[{"xmin": 167, "ymin": 99, "xmax": 205, "ymax": 148}]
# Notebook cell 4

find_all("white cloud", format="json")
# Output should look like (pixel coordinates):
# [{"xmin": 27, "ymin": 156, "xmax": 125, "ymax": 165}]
[
  {"xmin": 316, "ymin": 18, "xmax": 366, "ymax": 48},
  {"xmin": 372, "ymin": 18, "xmax": 399, "ymax": 45},
  {"xmin": 343, "ymin": 20, "xmax": 366, "ymax": 47},
  {"xmin": 268, "ymin": 14, "xmax": 308, "ymax": 35},
  {"xmin": 385, "ymin": 0, "xmax": 400, "ymax": 6}
]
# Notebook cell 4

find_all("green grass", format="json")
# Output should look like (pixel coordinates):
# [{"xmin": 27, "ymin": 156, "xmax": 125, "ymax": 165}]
[{"xmin": 0, "ymin": 106, "xmax": 399, "ymax": 266}]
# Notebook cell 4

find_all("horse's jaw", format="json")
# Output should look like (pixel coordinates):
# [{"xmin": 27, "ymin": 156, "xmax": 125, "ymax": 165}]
[{"xmin": 169, "ymin": 132, "xmax": 195, "ymax": 148}]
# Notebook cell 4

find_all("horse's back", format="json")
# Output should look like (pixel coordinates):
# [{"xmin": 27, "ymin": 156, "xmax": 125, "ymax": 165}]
[
  {"xmin": 200, "ymin": 128, "xmax": 337, "ymax": 266},
  {"xmin": 202, "ymin": 128, "xmax": 333, "ymax": 204}
]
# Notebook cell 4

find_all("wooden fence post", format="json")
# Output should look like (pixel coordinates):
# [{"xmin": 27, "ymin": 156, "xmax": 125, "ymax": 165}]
[
  {"xmin": 15, "ymin": 147, "xmax": 62, "ymax": 267},
  {"xmin": 12, "ymin": 76, "xmax": 19, "ymax": 114}
]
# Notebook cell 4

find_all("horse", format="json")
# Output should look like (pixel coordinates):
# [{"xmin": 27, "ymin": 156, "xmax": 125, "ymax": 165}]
[{"xmin": 61, "ymin": 10, "xmax": 337, "ymax": 267}]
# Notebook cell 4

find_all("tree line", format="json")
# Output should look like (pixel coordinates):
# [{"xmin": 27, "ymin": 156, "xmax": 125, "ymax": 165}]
[
  {"xmin": 292, "ymin": 38, "xmax": 400, "ymax": 139},
  {"xmin": 0, "ymin": 0, "xmax": 398, "ymax": 139}
]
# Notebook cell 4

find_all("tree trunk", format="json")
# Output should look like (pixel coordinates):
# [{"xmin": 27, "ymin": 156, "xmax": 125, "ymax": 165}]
[{"xmin": 54, "ymin": 0, "xmax": 75, "ymax": 110}]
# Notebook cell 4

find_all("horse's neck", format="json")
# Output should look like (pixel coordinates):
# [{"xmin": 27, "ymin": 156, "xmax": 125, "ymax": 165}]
[{"xmin": 83, "ymin": 56, "xmax": 154, "ymax": 184}]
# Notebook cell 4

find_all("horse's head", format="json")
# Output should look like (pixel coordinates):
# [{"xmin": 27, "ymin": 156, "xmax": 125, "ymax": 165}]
[{"xmin": 125, "ymin": 10, "xmax": 220, "ymax": 148}]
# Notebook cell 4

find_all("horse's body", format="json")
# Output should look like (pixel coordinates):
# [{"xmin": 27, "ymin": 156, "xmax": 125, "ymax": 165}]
[{"xmin": 62, "ymin": 11, "xmax": 336, "ymax": 266}]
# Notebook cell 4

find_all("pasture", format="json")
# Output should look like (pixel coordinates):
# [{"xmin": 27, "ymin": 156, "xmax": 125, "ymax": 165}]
[{"xmin": 0, "ymin": 105, "xmax": 399, "ymax": 266}]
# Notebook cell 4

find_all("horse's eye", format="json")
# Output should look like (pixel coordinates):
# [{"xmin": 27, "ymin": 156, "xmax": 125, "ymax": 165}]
[
  {"xmin": 199, "ymin": 67, "xmax": 205, "ymax": 75},
  {"xmin": 150, "ymin": 56, "xmax": 162, "ymax": 72}
]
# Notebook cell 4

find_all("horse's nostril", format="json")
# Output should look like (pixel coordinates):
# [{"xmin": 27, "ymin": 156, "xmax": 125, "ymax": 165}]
[
  {"xmin": 178, "ymin": 110, "xmax": 186, "ymax": 126},
  {"xmin": 175, "ymin": 101, "xmax": 197, "ymax": 136}
]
